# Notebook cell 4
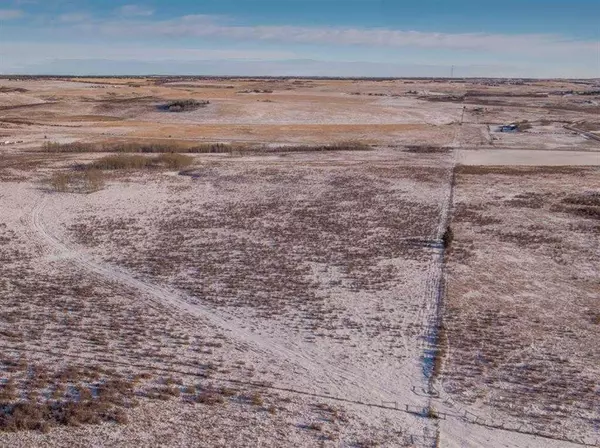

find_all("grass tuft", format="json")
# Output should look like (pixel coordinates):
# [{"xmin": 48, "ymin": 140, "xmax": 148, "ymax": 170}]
[
  {"xmin": 89, "ymin": 154, "xmax": 193, "ymax": 170},
  {"xmin": 48, "ymin": 170, "xmax": 105, "ymax": 194}
]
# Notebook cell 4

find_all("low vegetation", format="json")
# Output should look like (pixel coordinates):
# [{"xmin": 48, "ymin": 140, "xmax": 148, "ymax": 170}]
[
  {"xmin": 41, "ymin": 141, "xmax": 371, "ymax": 154},
  {"xmin": 42, "ymin": 141, "xmax": 232, "ymax": 154},
  {"xmin": 260, "ymin": 141, "xmax": 372, "ymax": 153},
  {"xmin": 237, "ymin": 89, "xmax": 273, "ymax": 94},
  {"xmin": 444, "ymin": 168, "xmax": 600, "ymax": 440},
  {"xmin": 158, "ymin": 99, "xmax": 210, "ymax": 112},
  {"xmin": 89, "ymin": 153, "xmax": 194, "ymax": 170},
  {"xmin": 406, "ymin": 145, "xmax": 450, "ymax": 153},
  {"xmin": 49, "ymin": 170, "xmax": 105, "ymax": 193},
  {"xmin": 67, "ymin": 161, "xmax": 442, "ymax": 348},
  {"xmin": 455, "ymin": 165, "xmax": 588, "ymax": 176},
  {"xmin": 0, "ymin": 378, "xmax": 132, "ymax": 432},
  {"xmin": 0, "ymin": 86, "xmax": 29, "ymax": 93},
  {"xmin": 442, "ymin": 226, "xmax": 454, "ymax": 249},
  {"xmin": 515, "ymin": 120, "xmax": 533, "ymax": 131},
  {"xmin": 47, "ymin": 154, "xmax": 194, "ymax": 192},
  {"xmin": 553, "ymin": 191, "xmax": 600, "ymax": 220}
]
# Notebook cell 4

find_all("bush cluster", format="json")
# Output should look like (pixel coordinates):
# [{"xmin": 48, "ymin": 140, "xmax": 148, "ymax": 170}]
[
  {"xmin": 89, "ymin": 153, "xmax": 194, "ymax": 170},
  {"xmin": 49, "ymin": 170, "xmax": 105, "ymax": 193},
  {"xmin": 158, "ymin": 99, "xmax": 210, "ymax": 112}
]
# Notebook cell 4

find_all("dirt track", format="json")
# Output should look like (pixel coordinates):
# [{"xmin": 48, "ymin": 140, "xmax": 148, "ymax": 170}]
[{"xmin": 30, "ymin": 194, "xmax": 429, "ymax": 408}]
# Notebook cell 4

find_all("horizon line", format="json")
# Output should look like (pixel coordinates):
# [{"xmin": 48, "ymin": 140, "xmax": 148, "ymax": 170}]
[{"xmin": 1, "ymin": 74, "xmax": 599, "ymax": 81}]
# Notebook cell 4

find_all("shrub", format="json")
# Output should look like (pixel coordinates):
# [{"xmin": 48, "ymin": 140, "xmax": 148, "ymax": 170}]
[
  {"xmin": 88, "ymin": 154, "xmax": 193, "ymax": 171},
  {"xmin": 0, "ymin": 401, "xmax": 48, "ymax": 431},
  {"xmin": 83, "ymin": 169, "xmax": 105, "ymax": 192},
  {"xmin": 90, "ymin": 154, "xmax": 151, "ymax": 170},
  {"xmin": 238, "ymin": 89, "xmax": 273, "ymax": 94},
  {"xmin": 41, "ymin": 141, "xmax": 233, "ymax": 154},
  {"xmin": 0, "ymin": 397, "xmax": 131, "ymax": 432},
  {"xmin": 263, "ymin": 141, "xmax": 372, "ymax": 153},
  {"xmin": 43, "ymin": 141, "xmax": 93, "ymax": 153},
  {"xmin": 406, "ymin": 145, "xmax": 450, "ymax": 153},
  {"xmin": 195, "ymin": 392, "xmax": 224, "ymax": 405},
  {"xmin": 426, "ymin": 407, "xmax": 439, "ymax": 419},
  {"xmin": 442, "ymin": 226, "xmax": 454, "ymax": 249},
  {"xmin": 306, "ymin": 422, "xmax": 323, "ymax": 431},
  {"xmin": 219, "ymin": 387, "xmax": 237, "ymax": 397},
  {"xmin": 50, "ymin": 172, "xmax": 70, "ymax": 192},
  {"xmin": 155, "ymin": 153, "xmax": 194, "ymax": 169},
  {"xmin": 249, "ymin": 392, "xmax": 264, "ymax": 406},
  {"xmin": 48, "ymin": 170, "xmax": 105, "ymax": 193},
  {"xmin": 516, "ymin": 120, "xmax": 533, "ymax": 131},
  {"xmin": 166, "ymin": 386, "xmax": 180, "ymax": 397},
  {"xmin": 158, "ymin": 99, "xmax": 210, "ymax": 112},
  {"xmin": 40, "ymin": 140, "xmax": 371, "ymax": 155}
]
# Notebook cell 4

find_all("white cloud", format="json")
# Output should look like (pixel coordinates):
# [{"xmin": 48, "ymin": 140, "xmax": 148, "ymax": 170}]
[
  {"xmin": 2, "ymin": 12, "xmax": 598, "ymax": 77},
  {"xmin": 0, "ymin": 42, "xmax": 296, "ymax": 66},
  {"xmin": 65, "ymin": 14, "xmax": 596, "ymax": 57},
  {"xmin": 117, "ymin": 4, "xmax": 154, "ymax": 17},
  {"xmin": 0, "ymin": 9, "xmax": 23, "ymax": 20},
  {"xmin": 59, "ymin": 13, "xmax": 91, "ymax": 23}
]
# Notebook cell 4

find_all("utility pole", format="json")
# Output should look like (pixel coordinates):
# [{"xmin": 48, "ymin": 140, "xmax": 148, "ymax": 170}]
[{"xmin": 450, "ymin": 65, "xmax": 455, "ymax": 78}]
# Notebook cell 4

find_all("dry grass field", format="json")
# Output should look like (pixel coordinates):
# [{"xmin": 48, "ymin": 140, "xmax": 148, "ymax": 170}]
[
  {"xmin": 441, "ymin": 166, "xmax": 600, "ymax": 444},
  {"xmin": 0, "ymin": 76, "xmax": 599, "ymax": 447}
]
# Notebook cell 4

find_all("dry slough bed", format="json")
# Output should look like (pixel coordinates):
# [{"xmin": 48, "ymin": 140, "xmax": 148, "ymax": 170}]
[{"xmin": 0, "ymin": 150, "xmax": 453, "ymax": 447}]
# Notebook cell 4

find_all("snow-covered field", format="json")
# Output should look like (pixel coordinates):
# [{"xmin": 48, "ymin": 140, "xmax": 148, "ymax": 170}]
[
  {"xmin": 0, "ymin": 77, "xmax": 599, "ymax": 447},
  {"xmin": 0, "ymin": 150, "xmax": 448, "ymax": 447}
]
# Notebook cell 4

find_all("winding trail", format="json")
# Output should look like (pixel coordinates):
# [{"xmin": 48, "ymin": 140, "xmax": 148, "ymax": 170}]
[{"xmin": 28, "ymin": 195, "xmax": 428, "ymax": 410}]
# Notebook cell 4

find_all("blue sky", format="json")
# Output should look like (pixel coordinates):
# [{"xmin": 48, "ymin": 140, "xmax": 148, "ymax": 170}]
[{"xmin": 1, "ymin": 0, "xmax": 599, "ymax": 77}]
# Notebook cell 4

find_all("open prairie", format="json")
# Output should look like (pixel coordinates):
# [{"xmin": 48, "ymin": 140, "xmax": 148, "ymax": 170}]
[{"xmin": 0, "ymin": 76, "xmax": 599, "ymax": 447}]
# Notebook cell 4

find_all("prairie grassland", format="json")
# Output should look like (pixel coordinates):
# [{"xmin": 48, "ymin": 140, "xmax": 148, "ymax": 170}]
[
  {"xmin": 1, "ymin": 76, "xmax": 599, "ymax": 447},
  {"xmin": 0, "ymin": 149, "xmax": 451, "ymax": 447},
  {"xmin": 444, "ymin": 166, "xmax": 600, "ymax": 440}
]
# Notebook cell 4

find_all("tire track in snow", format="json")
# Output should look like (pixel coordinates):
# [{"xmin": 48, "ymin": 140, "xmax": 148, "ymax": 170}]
[{"xmin": 29, "ymin": 194, "xmax": 428, "ymax": 409}]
